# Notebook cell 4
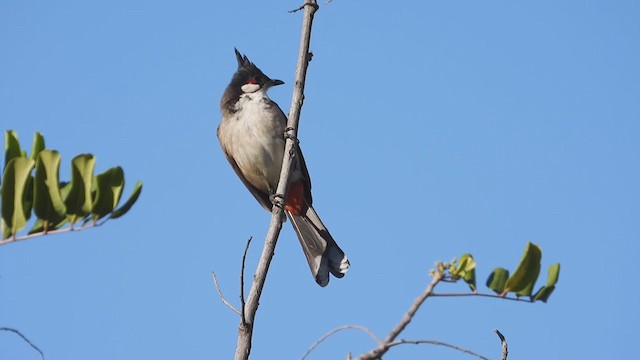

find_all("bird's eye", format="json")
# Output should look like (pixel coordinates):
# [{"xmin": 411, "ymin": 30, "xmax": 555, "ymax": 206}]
[{"xmin": 248, "ymin": 76, "xmax": 260, "ymax": 84}]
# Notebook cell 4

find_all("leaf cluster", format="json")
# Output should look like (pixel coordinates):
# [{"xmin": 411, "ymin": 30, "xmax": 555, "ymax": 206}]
[
  {"xmin": 1, "ymin": 131, "xmax": 142, "ymax": 240},
  {"xmin": 448, "ymin": 242, "xmax": 560, "ymax": 302}
]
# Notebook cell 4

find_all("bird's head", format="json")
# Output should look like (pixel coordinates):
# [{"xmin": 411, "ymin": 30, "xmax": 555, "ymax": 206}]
[{"xmin": 231, "ymin": 48, "xmax": 284, "ymax": 94}]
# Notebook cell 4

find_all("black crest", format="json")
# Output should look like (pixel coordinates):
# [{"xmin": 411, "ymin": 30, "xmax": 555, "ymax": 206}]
[{"xmin": 234, "ymin": 48, "xmax": 260, "ymax": 74}]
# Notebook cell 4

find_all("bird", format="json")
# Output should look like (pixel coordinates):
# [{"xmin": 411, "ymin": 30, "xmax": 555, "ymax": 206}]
[{"xmin": 217, "ymin": 48, "xmax": 350, "ymax": 287}]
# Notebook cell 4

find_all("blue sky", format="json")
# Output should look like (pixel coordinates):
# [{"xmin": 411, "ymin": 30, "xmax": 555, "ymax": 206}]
[{"xmin": 1, "ymin": 1, "xmax": 638, "ymax": 359}]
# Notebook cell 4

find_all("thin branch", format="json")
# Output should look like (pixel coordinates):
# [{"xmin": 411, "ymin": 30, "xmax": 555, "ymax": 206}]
[
  {"xmin": 0, "ymin": 219, "xmax": 109, "ymax": 246},
  {"xmin": 356, "ymin": 268, "xmax": 445, "ymax": 360},
  {"xmin": 212, "ymin": 272, "xmax": 241, "ymax": 316},
  {"xmin": 289, "ymin": 1, "xmax": 318, "ymax": 13},
  {"xmin": 431, "ymin": 292, "xmax": 534, "ymax": 303},
  {"xmin": 234, "ymin": 2, "xmax": 319, "ymax": 360},
  {"xmin": 240, "ymin": 236, "xmax": 252, "ymax": 326},
  {"xmin": 495, "ymin": 329, "xmax": 508, "ymax": 360},
  {"xmin": 301, "ymin": 325, "xmax": 381, "ymax": 360},
  {"xmin": 289, "ymin": 4, "xmax": 305, "ymax": 13},
  {"xmin": 387, "ymin": 339, "xmax": 490, "ymax": 360},
  {"xmin": 0, "ymin": 327, "xmax": 45, "ymax": 360}
]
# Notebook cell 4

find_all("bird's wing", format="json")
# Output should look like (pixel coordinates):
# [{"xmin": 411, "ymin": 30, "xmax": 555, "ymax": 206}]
[
  {"xmin": 294, "ymin": 144, "xmax": 314, "ymax": 206},
  {"xmin": 218, "ymin": 134, "xmax": 273, "ymax": 211}
]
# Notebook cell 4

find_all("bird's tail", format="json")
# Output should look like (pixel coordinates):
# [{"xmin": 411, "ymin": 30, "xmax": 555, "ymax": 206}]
[{"xmin": 286, "ymin": 206, "xmax": 350, "ymax": 287}]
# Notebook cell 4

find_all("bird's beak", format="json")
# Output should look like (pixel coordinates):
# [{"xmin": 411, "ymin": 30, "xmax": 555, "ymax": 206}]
[{"xmin": 270, "ymin": 79, "xmax": 285, "ymax": 86}]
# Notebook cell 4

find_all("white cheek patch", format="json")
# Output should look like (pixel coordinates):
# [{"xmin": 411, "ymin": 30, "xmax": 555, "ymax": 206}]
[{"xmin": 241, "ymin": 83, "xmax": 261, "ymax": 93}]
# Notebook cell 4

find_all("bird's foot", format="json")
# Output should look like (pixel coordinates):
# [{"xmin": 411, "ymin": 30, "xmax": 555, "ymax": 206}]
[
  {"xmin": 269, "ymin": 193, "xmax": 285, "ymax": 209},
  {"xmin": 284, "ymin": 127, "xmax": 299, "ymax": 143}
]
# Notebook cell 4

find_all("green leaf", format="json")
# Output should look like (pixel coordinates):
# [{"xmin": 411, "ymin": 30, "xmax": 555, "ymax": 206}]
[
  {"xmin": 532, "ymin": 285, "xmax": 555, "ymax": 303},
  {"xmin": 4, "ymin": 130, "xmax": 22, "ymax": 173},
  {"xmin": 91, "ymin": 166, "xmax": 125, "ymax": 220},
  {"xmin": 33, "ymin": 150, "xmax": 67, "ymax": 230},
  {"xmin": 28, "ymin": 217, "xmax": 69, "ymax": 234},
  {"xmin": 486, "ymin": 267, "xmax": 509, "ymax": 294},
  {"xmin": 503, "ymin": 242, "xmax": 542, "ymax": 294},
  {"xmin": 30, "ymin": 181, "xmax": 70, "ymax": 234},
  {"xmin": 28, "ymin": 218, "xmax": 45, "ymax": 234},
  {"xmin": 545, "ymin": 263, "xmax": 560, "ymax": 287},
  {"xmin": 59, "ymin": 181, "xmax": 71, "ymax": 199},
  {"xmin": 453, "ymin": 253, "xmax": 477, "ymax": 292},
  {"xmin": 515, "ymin": 276, "xmax": 538, "ymax": 297},
  {"xmin": 30, "ymin": 132, "xmax": 46, "ymax": 161},
  {"xmin": 531, "ymin": 263, "xmax": 561, "ymax": 302},
  {"xmin": 64, "ymin": 154, "xmax": 95, "ymax": 225},
  {"xmin": 23, "ymin": 175, "xmax": 34, "ymax": 221},
  {"xmin": 1, "ymin": 157, "xmax": 36, "ymax": 238},
  {"xmin": 110, "ymin": 180, "xmax": 142, "ymax": 219}
]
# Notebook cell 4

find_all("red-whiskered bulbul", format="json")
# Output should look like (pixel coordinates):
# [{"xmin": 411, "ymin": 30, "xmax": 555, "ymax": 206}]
[{"xmin": 217, "ymin": 49, "xmax": 350, "ymax": 287}]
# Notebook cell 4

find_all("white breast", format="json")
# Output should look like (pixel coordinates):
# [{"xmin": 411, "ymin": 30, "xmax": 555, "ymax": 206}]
[{"xmin": 219, "ymin": 89, "xmax": 286, "ymax": 194}]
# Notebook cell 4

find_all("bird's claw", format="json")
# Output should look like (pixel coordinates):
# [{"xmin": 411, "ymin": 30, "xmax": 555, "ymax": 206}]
[
  {"xmin": 270, "ymin": 193, "xmax": 285, "ymax": 208},
  {"xmin": 284, "ymin": 127, "xmax": 299, "ymax": 143}
]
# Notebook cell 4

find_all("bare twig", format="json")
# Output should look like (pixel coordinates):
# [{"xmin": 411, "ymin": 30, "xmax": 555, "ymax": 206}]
[
  {"xmin": 301, "ymin": 325, "xmax": 381, "ymax": 360},
  {"xmin": 289, "ymin": 1, "xmax": 318, "ymax": 13},
  {"xmin": 356, "ymin": 268, "xmax": 445, "ymax": 360},
  {"xmin": 387, "ymin": 339, "xmax": 490, "ymax": 360},
  {"xmin": 212, "ymin": 272, "xmax": 241, "ymax": 316},
  {"xmin": 240, "ymin": 236, "xmax": 252, "ymax": 326},
  {"xmin": 431, "ymin": 292, "xmax": 534, "ymax": 303},
  {"xmin": 234, "ymin": 2, "xmax": 319, "ymax": 360},
  {"xmin": 0, "ymin": 327, "xmax": 45, "ymax": 360},
  {"xmin": 495, "ymin": 329, "xmax": 508, "ymax": 360}
]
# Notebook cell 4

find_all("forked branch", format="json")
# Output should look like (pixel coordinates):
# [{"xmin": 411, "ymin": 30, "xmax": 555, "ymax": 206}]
[{"xmin": 355, "ymin": 267, "xmax": 445, "ymax": 360}]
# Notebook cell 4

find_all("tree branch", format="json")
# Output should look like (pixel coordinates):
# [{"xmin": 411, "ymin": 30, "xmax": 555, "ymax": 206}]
[
  {"xmin": 239, "ymin": 236, "xmax": 252, "ymax": 326},
  {"xmin": 233, "ymin": 2, "xmax": 319, "ymax": 360},
  {"xmin": 387, "ymin": 339, "xmax": 490, "ymax": 360},
  {"xmin": 356, "ymin": 267, "xmax": 445, "ymax": 360},
  {"xmin": 301, "ymin": 325, "xmax": 381, "ymax": 360},
  {"xmin": 211, "ymin": 272, "xmax": 241, "ymax": 316},
  {"xmin": 431, "ymin": 292, "xmax": 534, "ymax": 303},
  {"xmin": 495, "ymin": 329, "xmax": 508, "ymax": 360},
  {"xmin": 0, "ymin": 219, "xmax": 108, "ymax": 246},
  {"xmin": 0, "ymin": 327, "xmax": 44, "ymax": 360},
  {"xmin": 211, "ymin": 236, "xmax": 253, "ymax": 318},
  {"xmin": 301, "ymin": 265, "xmax": 512, "ymax": 360}
]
